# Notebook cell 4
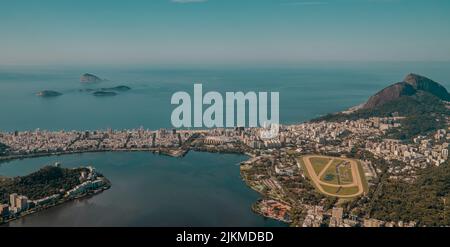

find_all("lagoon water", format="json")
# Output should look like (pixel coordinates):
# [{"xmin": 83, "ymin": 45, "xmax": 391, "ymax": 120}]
[
  {"xmin": 1, "ymin": 62, "xmax": 450, "ymax": 226},
  {"xmin": 1, "ymin": 152, "xmax": 286, "ymax": 227}
]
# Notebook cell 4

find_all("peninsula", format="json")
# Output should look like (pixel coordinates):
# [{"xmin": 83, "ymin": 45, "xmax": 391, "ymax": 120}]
[{"xmin": 0, "ymin": 164, "xmax": 111, "ymax": 225}]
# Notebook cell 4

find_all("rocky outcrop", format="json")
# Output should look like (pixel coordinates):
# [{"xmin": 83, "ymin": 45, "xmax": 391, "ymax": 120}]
[
  {"xmin": 100, "ymin": 85, "xmax": 131, "ymax": 92},
  {"xmin": 80, "ymin": 73, "xmax": 103, "ymax": 83},
  {"xmin": 92, "ymin": 91, "xmax": 117, "ymax": 97},
  {"xmin": 362, "ymin": 74, "xmax": 449, "ymax": 109},
  {"xmin": 403, "ymin": 73, "xmax": 450, "ymax": 101},
  {"xmin": 363, "ymin": 82, "xmax": 416, "ymax": 109},
  {"xmin": 36, "ymin": 90, "xmax": 63, "ymax": 97}
]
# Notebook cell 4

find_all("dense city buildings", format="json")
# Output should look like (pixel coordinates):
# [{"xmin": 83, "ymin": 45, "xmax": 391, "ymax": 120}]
[{"xmin": 0, "ymin": 114, "xmax": 449, "ymax": 226}]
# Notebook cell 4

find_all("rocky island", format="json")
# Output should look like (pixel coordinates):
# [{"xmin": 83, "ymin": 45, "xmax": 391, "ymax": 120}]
[
  {"xmin": 101, "ymin": 85, "xmax": 131, "ymax": 92},
  {"xmin": 79, "ymin": 85, "xmax": 130, "ymax": 95},
  {"xmin": 36, "ymin": 90, "xmax": 62, "ymax": 97},
  {"xmin": 80, "ymin": 73, "xmax": 103, "ymax": 83},
  {"xmin": 92, "ymin": 91, "xmax": 117, "ymax": 97}
]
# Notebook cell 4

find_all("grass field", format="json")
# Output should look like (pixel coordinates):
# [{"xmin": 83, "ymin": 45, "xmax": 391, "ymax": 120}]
[
  {"xmin": 317, "ymin": 160, "xmax": 354, "ymax": 186},
  {"xmin": 321, "ymin": 184, "xmax": 360, "ymax": 196},
  {"xmin": 357, "ymin": 161, "xmax": 369, "ymax": 193},
  {"xmin": 310, "ymin": 157, "xmax": 331, "ymax": 175},
  {"xmin": 331, "ymin": 159, "xmax": 343, "ymax": 167},
  {"xmin": 338, "ymin": 164, "xmax": 353, "ymax": 184},
  {"xmin": 320, "ymin": 165, "xmax": 339, "ymax": 185}
]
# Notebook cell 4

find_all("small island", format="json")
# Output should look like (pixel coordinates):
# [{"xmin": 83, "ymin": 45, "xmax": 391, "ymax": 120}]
[
  {"xmin": 79, "ymin": 85, "xmax": 131, "ymax": 95},
  {"xmin": 80, "ymin": 73, "xmax": 103, "ymax": 83},
  {"xmin": 36, "ymin": 90, "xmax": 62, "ymax": 97},
  {"xmin": 101, "ymin": 85, "xmax": 131, "ymax": 92},
  {"xmin": 92, "ymin": 91, "xmax": 117, "ymax": 97},
  {"xmin": 0, "ymin": 163, "xmax": 111, "ymax": 225}
]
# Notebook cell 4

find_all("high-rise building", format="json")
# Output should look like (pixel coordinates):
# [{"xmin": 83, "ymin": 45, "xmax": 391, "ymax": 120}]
[
  {"xmin": 0, "ymin": 204, "xmax": 10, "ymax": 217},
  {"xmin": 15, "ymin": 195, "xmax": 29, "ymax": 212},
  {"xmin": 442, "ymin": 149, "xmax": 448, "ymax": 160},
  {"xmin": 9, "ymin": 193, "xmax": 18, "ymax": 208}
]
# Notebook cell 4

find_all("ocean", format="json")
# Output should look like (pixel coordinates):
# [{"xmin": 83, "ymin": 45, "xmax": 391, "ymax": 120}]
[
  {"xmin": 1, "ymin": 62, "xmax": 450, "ymax": 132},
  {"xmin": 1, "ymin": 62, "xmax": 450, "ymax": 226}
]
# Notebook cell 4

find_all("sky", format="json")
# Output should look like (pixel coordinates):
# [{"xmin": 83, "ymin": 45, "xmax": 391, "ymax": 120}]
[{"xmin": 0, "ymin": 0, "xmax": 450, "ymax": 66}]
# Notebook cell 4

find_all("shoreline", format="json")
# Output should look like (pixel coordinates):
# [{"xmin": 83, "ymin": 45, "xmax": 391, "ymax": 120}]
[
  {"xmin": 0, "ymin": 147, "xmax": 188, "ymax": 163},
  {"xmin": 1, "ymin": 182, "xmax": 111, "ymax": 226},
  {"xmin": 0, "ymin": 149, "xmax": 282, "ymax": 226},
  {"xmin": 0, "ymin": 148, "xmax": 282, "ymax": 226},
  {"xmin": 0, "ymin": 185, "xmax": 111, "ymax": 227}
]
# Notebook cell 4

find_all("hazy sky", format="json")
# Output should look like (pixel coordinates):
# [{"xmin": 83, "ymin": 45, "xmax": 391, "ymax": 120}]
[{"xmin": 1, "ymin": 0, "xmax": 449, "ymax": 65}]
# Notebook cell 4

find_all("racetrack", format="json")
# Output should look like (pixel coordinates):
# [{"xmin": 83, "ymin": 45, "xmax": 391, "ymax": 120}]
[{"xmin": 299, "ymin": 155, "xmax": 365, "ymax": 198}]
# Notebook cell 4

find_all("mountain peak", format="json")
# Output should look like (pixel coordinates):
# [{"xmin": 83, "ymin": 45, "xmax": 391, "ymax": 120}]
[
  {"xmin": 362, "ymin": 82, "xmax": 416, "ymax": 109},
  {"xmin": 362, "ymin": 73, "xmax": 449, "ymax": 109},
  {"xmin": 403, "ymin": 73, "xmax": 450, "ymax": 101},
  {"xmin": 403, "ymin": 73, "xmax": 428, "ymax": 85}
]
